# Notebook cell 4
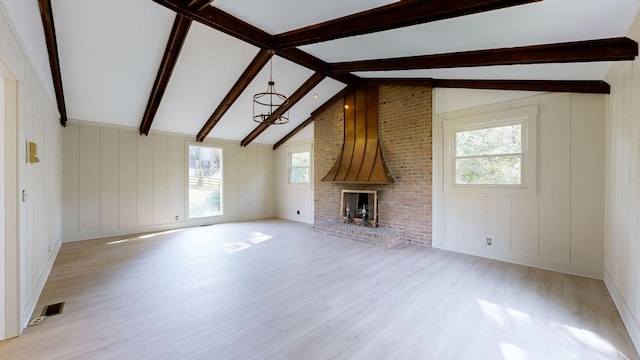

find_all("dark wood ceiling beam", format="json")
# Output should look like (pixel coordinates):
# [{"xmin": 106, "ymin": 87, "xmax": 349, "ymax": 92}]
[
  {"xmin": 185, "ymin": 0, "xmax": 215, "ymax": 11},
  {"xmin": 38, "ymin": 0, "xmax": 67, "ymax": 126},
  {"xmin": 363, "ymin": 78, "xmax": 435, "ymax": 87},
  {"xmin": 196, "ymin": 49, "xmax": 273, "ymax": 142},
  {"xmin": 151, "ymin": 0, "xmax": 360, "ymax": 86},
  {"xmin": 242, "ymin": 72, "xmax": 326, "ymax": 147},
  {"xmin": 274, "ymin": 0, "xmax": 541, "ymax": 48},
  {"xmin": 273, "ymin": 86, "xmax": 353, "ymax": 150},
  {"xmin": 139, "ymin": 14, "xmax": 192, "ymax": 136},
  {"xmin": 432, "ymin": 79, "xmax": 611, "ymax": 94},
  {"xmin": 153, "ymin": 0, "xmax": 273, "ymax": 50},
  {"xmin": 278, "ymin": 48, "xmax": 360, "ymax": 86},
  {"xmin": 331, "ymin": 37, "xmax": 638, "ymax": 72}
]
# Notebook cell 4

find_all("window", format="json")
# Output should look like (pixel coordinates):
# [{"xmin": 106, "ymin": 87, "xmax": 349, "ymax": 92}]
[
  {"xmin": 289, "ymin": 151, "xmax": 310, "ymax": 184},
  {"xmin": 188, "ymin": 145, "xmax": 222, "ymax": 218},
  {"xmin": 454, "ymin": 123, "xmax": 522, "ymax": 185},
  {"xmin": 444, "ymin": 106, "xmax": 537, "ymax": 194}
]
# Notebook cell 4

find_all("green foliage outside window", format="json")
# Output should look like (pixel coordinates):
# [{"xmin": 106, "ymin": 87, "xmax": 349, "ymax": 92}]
[
  {"xmin": 455, "ymin": 124, "xmax": 522, "ymax": 185},
  {"xmin": 289, "ymin": 151, "xmax": 310, "ymax": 184}
]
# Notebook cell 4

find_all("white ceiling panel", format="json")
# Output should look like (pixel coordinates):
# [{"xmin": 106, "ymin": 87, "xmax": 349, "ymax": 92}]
[
  {"xmin": 214, "ymin": 0, "xmax": 399, "ymax": 34},
  {"xmin": 302, "ymin": 0, "xmax": 640, "ymax": 64},
  {"xmin": 152, "ymin": 22, "xmax": 259, "ymax": 136},
  {"xmin": 52, "ymin": 0, "xmax": 175, "ymax": 127}
]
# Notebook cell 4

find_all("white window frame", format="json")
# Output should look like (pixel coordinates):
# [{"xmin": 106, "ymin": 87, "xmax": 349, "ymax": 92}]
[
  {"xmin": 443, "ymin": 105, "xmax": 538, "ymax": 195},
  {"xmin": 288, "ymin": 149, "xmax": 311, "ymax": 185},
  {"xmin": 187, "ymin": 143, "xmax": 224, "ymax": 219}
]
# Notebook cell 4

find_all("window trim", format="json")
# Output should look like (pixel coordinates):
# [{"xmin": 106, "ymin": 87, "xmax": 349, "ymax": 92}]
[
  {"xmin": 288, "ymin": 149, "xmax": 311, "ymax": 185},
  {"xmin": 443, "ymin": 105, "xmax": 538, "ymax": 195},
  {"xmin": 187, "ymin": 143, "xmax": 224, "ymax": 219}
]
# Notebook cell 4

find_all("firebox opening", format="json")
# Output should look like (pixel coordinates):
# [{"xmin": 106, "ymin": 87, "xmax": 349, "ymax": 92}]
[{"xmin": 341, "ymin": 189, "xmax": 378, "ymax": 227}]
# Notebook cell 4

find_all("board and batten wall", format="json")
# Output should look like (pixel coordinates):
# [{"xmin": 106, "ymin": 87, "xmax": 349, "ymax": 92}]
[
  {"xmin": 0, "ymin": 3, "xmax": 64, "ymax": 336},
  {"xmin": 62, "ymin": 121, "xmax": 275, "ymax": 242},
  {"xmin": 604, "ymin": 8, "xmax": 640, "ymax": 352},
  {"xmin": 275, "ymin": 137, "xmax": 314, "ymax": 225},
  {"xmin": 433, "ymin": 92, "xmax": 605, "ymax": 279}
]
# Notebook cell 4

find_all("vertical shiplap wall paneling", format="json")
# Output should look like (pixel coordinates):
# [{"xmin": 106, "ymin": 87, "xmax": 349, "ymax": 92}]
[
  {"xmin": 99, "ymin": 128, "xmax": 119, "ymax": 231},
  {"xmin": 238, "ymin": 144, "xmax": 252, "ymax": 219},
  {"xmin": 629, "ymin": 60, "xmax": 640, "ymax": 319},
  {"xmin": 152, "ymin": 134, "xmax": 168, "ymax": 225},
  {"xmin": 266, "ymin": 145, "xmax": 276, "ymax": 218},
  {"xmin": 221, "ymin": 141, "xmax": 237, "ymax": 220},
  {"xmin": 62, "ymin": 123, "xmax": 277, "ymax": 241},
  {"xmin": 249, "ymin": 146, "xmax": 262, "ymax": 218},
  {"xmin": 485, "ymin": 195, "xmax": 511, "ymax": 255},
  {"xmin": 260, "ymin": 145, "xmax": 275, "ymax": 217},
  {"xmin": 510, "ymin": 196, "xmax": 539, "ymax": 257},
  {"xmin": 443, "ymin": 192, "xmax": 465, "ymax": 250},
  {"xmin": 275, "ymin": 146, "xmax": 285, "ymax": 218},
  {"xmin": 78, "ymin": 126, "xmax": 100, "ymax": 234},
  {"xmin": 538, "ymin": 95, "xmax": 571, "ymax": 263},
  {"xmin": 463, "ymin": 193, "xmax": 486, "ymax": 255},
  {"xmin": 434, "ymin": 92, "xmax": 605, "ymax": 278},
  {"xmin": 233, "ymin": 144, "xmax": 275, "ymax": 221},
  {"xmin": 0, "ymin": 77, "xmax": 5, "ymax": 340},
  {"xmin": 167, "ymin": 136, "xmax": 184, "ymax": 223},
  {"xmin": 0, "ymin": 6, "xmax": 63, "ymax": 332},
  {"xmin": 247, "ymin": 146, "xmax": 260, "ymax": 219},
  {"xmin": 136, "ymin": 135, "xmax": 153, "ymax": 227},
  {"xmin": 605, "ymin": 10, "xmax": 640, "ymax": 350},
  {"xmin": 119, "ymin": 130, "xmax": 137, "ymax": 230},
  {"xmin": 45, "ymin": 92, "xmax": 63, "ymax": 250},
  {"xmin": 571, "ymin": 95, "xmax": 605, "ymax": 270}
]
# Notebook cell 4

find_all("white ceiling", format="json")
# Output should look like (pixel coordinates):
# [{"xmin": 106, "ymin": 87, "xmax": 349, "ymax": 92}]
[{"xmin": 3, "ymin": 0, "xmax": 640, "ymax": 145}]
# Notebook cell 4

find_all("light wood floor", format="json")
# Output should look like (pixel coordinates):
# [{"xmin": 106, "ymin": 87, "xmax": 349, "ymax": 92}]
[{"xmin": 0, "ymin": 219, "xmax": 638, "ymax": 359}]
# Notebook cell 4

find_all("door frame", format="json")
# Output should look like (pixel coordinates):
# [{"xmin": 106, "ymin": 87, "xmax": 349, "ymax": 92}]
[{"xmin": 1, "ymin": 60, "xmax": 21, "ymax": 340}]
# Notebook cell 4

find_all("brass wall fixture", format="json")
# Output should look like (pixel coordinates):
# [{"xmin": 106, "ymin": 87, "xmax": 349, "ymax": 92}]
[{"xmin": 27, "ymin": 141, "xmax": 40, "ymax": 164}]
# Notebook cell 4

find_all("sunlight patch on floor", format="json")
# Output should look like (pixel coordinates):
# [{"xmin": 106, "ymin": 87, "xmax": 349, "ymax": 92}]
[
  {"xmin": 478, "ymin": 298, "xmax": 629, "ymax": 359},
  {"xmin": 549, "ymin": 321, "xmax": 620, "ymax": 358},
  {"xmin": 218, "ymin": 232, "xmax": 273, "ymax": 254},
  {"xmin": 499, "ymin": 342, "xmax": 529, "ymax": 360},
  {"xmin": 105, "ymin": 228, "xmax": 186, "ymax": 245}
]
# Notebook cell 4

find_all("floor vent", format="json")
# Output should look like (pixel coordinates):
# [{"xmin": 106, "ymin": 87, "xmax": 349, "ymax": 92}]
[{"xmin": 42, "ymin": 302, "xmax": 65, "ymax": 317}]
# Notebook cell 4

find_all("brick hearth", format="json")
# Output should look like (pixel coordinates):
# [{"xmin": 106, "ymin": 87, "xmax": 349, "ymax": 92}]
[{"xmin": 314, "ymin": 221, "xmax": 403, "ymax": 248}]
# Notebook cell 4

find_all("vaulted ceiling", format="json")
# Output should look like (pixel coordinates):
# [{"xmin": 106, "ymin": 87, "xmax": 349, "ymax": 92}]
[{"xmin": 33, "ymin": 0, "xmax": 640, "ymax": 147}]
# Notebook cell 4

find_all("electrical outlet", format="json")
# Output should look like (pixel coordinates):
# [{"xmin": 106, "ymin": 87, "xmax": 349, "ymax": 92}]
[
  {"xmin": 48, "ymin": 245, "xmax": 51, "ymax": 253},
  {"xmin": 486, "ymin": 237, "xmax": 492, "ymax": 246},
  {"xmin": 28, "ymin": 316, "xmax": 46, "ymax": 326},
  {"xmin": 297, "ymin": 210, "xmax": 300, "ymax": 215},
  {"xmin": 175, "ymin": 215, "xmax": 179, "ymax": 221}
]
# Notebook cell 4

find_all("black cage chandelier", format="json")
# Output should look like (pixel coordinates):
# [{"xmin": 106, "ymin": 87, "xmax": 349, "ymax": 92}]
[{"xmin": 253, "ymin": 54, "xmax": 289, "ymax": 125}]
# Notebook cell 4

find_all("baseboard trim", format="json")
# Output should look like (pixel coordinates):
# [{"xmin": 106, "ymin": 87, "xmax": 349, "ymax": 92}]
[
  {"xmin": 604, "ymin": 270, "xmax": 640, "ymax": 356},
  {"xmin": 20, "ymin": 240, "xmax": 61, "ymax": 329}
]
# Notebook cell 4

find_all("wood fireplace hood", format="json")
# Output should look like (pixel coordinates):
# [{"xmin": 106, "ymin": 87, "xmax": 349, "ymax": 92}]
[{"xmin": 322, "ymin": 86, "xmax": 394, "ymax": 184}]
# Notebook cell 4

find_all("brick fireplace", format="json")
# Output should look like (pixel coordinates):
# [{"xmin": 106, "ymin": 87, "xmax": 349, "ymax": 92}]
[{"xmin": 314, "ymin": 85, "xmax": 433, "ymax": 247}]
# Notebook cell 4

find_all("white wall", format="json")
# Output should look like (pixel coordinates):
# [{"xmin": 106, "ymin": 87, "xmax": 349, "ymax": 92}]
[
  {"xmin": 604, "ymin": 9, "xmax": 640, "ymax": 351},
  {"xmin": 275, "ymin": 139, "xmax": 314, "ymax": 224},
  {"xmin": 62, "ymin": 121, "xmax": 276, "ymax": 242},
  {"xmin": 0, "ymin": 4, "xmax": 63, "ymax": 336},
  {"xmin": 434, "ymin": 88, "xmax": 543, "ymax": 115},
  {"xmin": 433, "ymin": 92, "xmax": 605, "ymax": 279}
]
